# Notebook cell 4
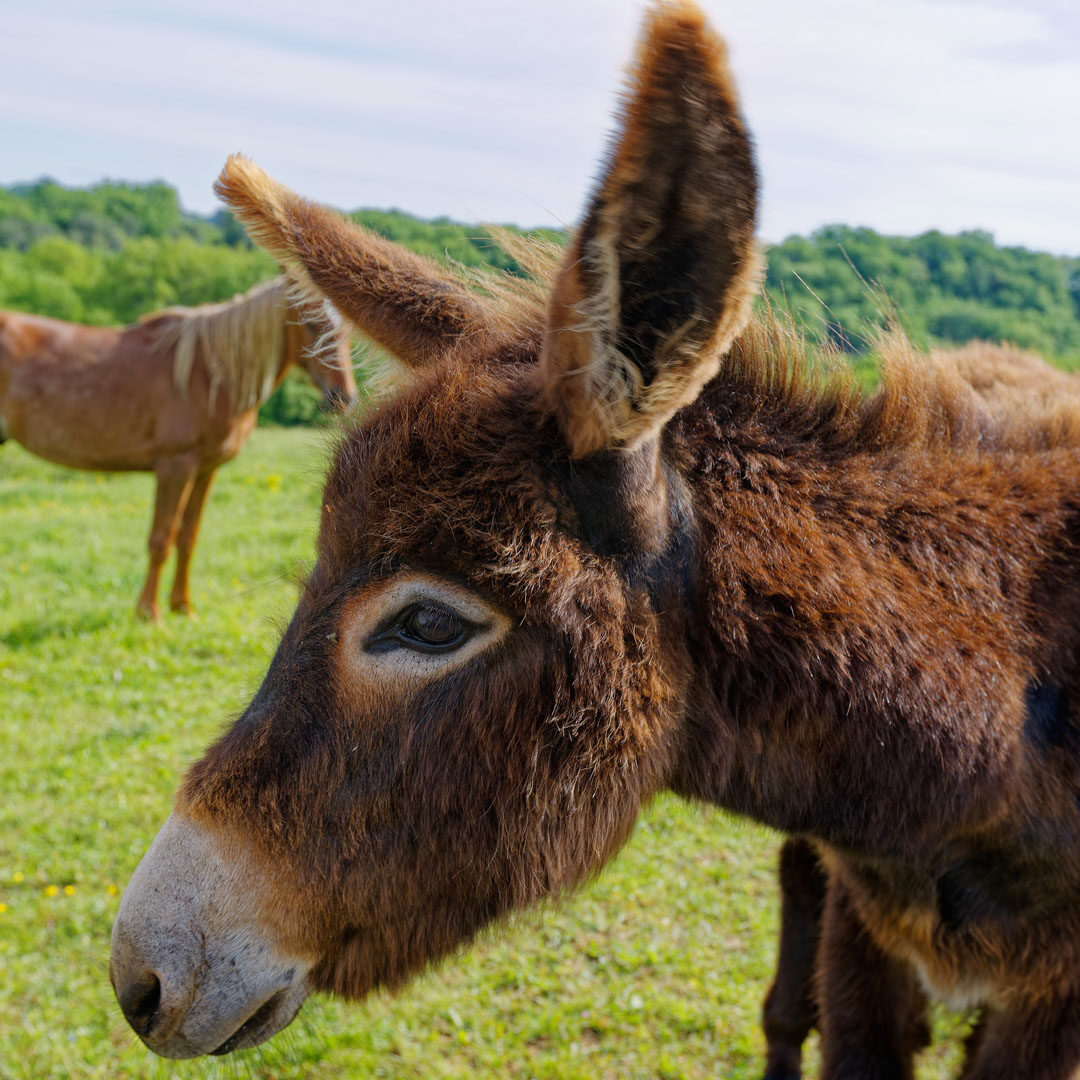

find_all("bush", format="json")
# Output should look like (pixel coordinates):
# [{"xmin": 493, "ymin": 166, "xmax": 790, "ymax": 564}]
[{"xmin": 258, "ymin": 371, "xmax": 327, "ymax": 427}]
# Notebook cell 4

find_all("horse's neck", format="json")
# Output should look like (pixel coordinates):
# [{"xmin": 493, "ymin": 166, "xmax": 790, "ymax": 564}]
[
  {"xmin": 670, "ymin": 439, "xmax": 1071, "ymax": 859},
  {"xmin": 273, "ymin": 323, "xmax": 305, "ymax": 387},
  {"xmin": 235, "ymin": 321, "xmax": 296, "ymax": 412}
]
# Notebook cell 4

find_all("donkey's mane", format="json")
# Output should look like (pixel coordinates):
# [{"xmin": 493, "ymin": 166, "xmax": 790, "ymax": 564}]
[
  {"xmin": 716, "ymin": 319, "xmax": 1080, "ymax": 456},
  {"xmin": 934, "ymin": 341, "xmax": 1080, "ymax": 449},
  {"xmin": 453, "ymin": 235, "xmax": 1080, "ymax": 458},
  {"xmin": 145, "ymin": 277, "xmax": 291, "ymax": 410}
]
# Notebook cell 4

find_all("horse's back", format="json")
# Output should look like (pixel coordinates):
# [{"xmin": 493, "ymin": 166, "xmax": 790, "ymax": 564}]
[
  {"xmin": 0, "ymin": 309, "xmax": 193, "ymax": 470},
  {"xmin": 0, "ymin": 309, "xmax": 125, "ymax": 382}
]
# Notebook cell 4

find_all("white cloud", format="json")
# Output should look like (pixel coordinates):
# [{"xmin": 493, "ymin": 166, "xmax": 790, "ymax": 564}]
[{"xmin": 2, "ymin": 0, "xmax": 1078, "ymax": 252}]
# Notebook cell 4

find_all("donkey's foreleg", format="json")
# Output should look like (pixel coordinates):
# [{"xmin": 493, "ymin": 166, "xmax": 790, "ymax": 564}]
[
  {"xmin": 169, "ymin": 469, "xmax": 216, "ymax": 616},
  {"xmin": 818, "ymin": 877, "xmax": 930, "ymax": 1080},
  {"xmin": 762, "ymin": 837, "xmax": 828, "ymax": 1080},
  {"xmin": 136, "ymin": 456, "xmax": 197, "ymax": 622},
  {"xmin": 958, "ymin": 996, "xmax": 1080, "ymax": 1080}
]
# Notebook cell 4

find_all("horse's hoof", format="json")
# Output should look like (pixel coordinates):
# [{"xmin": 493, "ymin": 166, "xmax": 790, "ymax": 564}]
[
  {"xmin": 170, "ymin": 600, "xmax": 195, "ymax": 618},
  {"xmin": 135, "ymin": 602, "xmax": 161, "ymax": 623}
]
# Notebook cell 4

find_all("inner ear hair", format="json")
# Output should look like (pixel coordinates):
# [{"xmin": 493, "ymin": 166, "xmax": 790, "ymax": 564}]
[
  {"xmin": 215, "ymin": 155, "xmax": 503, "ymax": 371},
  {"xmin": 541, "ymin": 0, "xmax": 760, "ymax": 458}
]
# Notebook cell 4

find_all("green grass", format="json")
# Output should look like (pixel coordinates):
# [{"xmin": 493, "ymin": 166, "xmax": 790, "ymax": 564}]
[{"xmin": 0, "ymin": 429, "xmax": 969, "ymax": 1079}]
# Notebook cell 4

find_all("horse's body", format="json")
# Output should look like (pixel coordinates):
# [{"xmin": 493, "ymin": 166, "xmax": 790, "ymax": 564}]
[
  {"xmin": 0, "ymin": 281, "xmax": 356, "ymax": 618},
  {"xmin": 111, "ymin": 4, "xmax": 1080, "ymax": 1077}
]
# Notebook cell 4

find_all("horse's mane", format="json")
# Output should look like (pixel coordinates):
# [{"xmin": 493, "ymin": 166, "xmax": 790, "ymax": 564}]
[{"xmin": 144, "ymin": 277, "xmax": 291, "ymax": 410}]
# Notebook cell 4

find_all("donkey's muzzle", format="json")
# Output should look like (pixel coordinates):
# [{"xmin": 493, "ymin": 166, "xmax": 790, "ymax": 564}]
[{"xmin": 110, "ymin": 813, "xmax": 313, "ymax": 1057}]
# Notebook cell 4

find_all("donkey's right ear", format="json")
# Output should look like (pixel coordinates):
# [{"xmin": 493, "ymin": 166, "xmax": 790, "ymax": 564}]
[
  {"xmin": 215, "ymin": 156, "xmax": 497, "ymax": 370},
  {"xmin": 541, "ymin": 1, "xmax": 759, "ymax": 458}
]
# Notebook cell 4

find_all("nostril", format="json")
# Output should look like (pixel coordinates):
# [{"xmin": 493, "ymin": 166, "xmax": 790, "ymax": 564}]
[{"xmin": 118, "ymin": 972, "xmax": 162, "ymax": 1036}]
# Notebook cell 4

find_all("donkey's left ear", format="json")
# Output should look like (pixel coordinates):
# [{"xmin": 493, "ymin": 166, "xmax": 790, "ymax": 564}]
[{"xmin": 542, "ymin": 1, "xmax": 759, "ymax": 458}]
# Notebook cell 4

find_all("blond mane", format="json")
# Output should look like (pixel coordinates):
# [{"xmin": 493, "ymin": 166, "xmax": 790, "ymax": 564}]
[{"xmin": 146, "ymin": 277, "xmax": 292, "ymax": 410}]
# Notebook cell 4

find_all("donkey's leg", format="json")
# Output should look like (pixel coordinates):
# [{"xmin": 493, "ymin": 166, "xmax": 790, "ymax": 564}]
[
  {"xmin": 959, "ymin": 996, "xmax": 1080, "ymax": 1080},
  {"xmin": 169, "ymin": 469, "xmax": 216, "ymax": 616},
  {"xmin": 136, "ymin": 456, "xmax": 197, "ymax": 622},
  {"xmin": 818, "ymin": 878, "xmax": 929, "ymax": 1080},
  {"xmin": 762, "ymin": 837, "xmax": 828, "ymax": 1080}
]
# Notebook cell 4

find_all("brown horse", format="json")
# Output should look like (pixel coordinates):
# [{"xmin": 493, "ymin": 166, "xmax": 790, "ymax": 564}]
[
  {"xmin": 111, "ymin": 4, "xmax": 1080, "ymax": 1077},
  {"xmin": 0, "ymin": 279, "xmax": 357, "ymax": 620}
]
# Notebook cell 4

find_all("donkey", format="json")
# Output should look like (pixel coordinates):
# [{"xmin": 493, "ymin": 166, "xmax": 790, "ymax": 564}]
[
  {"xmin": 764, "ymin": 346, "xmax": 1080, "ymax": 1078},
  {"xmin": 111, "ymin": 3, "xmax": 1080, "ymax": 1076},
  {"xmin": 0, "ymin": 279, "xmax": 356, "ymax": 619}
]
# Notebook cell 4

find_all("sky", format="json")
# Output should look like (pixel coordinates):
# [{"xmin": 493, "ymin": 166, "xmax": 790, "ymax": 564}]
[{"xmin": 2, "ymin": 0, "xmax": 1078, "ymax": 254}]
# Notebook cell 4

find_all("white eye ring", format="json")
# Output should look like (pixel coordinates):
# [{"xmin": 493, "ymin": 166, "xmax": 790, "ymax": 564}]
[{"xmin": 336, "ymin": 573, "xmax": 511, "ymax": 687}]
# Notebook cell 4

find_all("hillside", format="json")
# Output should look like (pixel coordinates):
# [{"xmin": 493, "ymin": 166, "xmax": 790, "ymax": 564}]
[
  {"xmin": 766, "ymin": 225, "xmax": 1080, "ymax": 363},
  {"xmin": 0, "ymin": 178, "xmax": 553, "ymax": 328},
  {"xmin": 2, "ymin": 179, "xmax": 1077, "ymax": 419}
]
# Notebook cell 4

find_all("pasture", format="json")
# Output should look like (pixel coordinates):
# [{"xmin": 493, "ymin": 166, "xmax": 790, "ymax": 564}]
[{"xmin": 0, "ymin": 428, "xmax": 971, "ymax": 1079}]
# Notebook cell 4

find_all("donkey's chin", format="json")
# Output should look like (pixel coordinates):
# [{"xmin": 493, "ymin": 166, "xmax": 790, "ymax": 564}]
[
  {"xmin": 205, "ymin": 983, "xmax": 310, "ymax": 1057},
  {"xmin": 110, "ymin": 812, "xmax": 316, "ymax": 1058}
]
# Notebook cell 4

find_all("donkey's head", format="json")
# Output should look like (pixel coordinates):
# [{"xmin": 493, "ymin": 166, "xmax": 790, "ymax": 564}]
[{"xmin": 111, "ymin": 1, "xmax": 757, "ymax": 1058}]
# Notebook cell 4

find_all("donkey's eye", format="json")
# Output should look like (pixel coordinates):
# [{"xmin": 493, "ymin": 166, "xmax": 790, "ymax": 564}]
[
  {"xmin": 402, "ymin": 606, "xmax": 465, "ymax": 646},
  {"xmin": 367, "ymin": 604, "xmax": 473, "ymax": 653}
]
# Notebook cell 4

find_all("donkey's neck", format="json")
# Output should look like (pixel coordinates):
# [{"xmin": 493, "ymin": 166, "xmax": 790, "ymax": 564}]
[{"xmin": 668, "ymin": 427, "xmax": 1077, "ymax": 860}]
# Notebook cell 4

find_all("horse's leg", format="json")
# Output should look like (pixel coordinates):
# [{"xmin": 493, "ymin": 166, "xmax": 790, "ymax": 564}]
[
  {"xmin": 959, "ymin": 997, "xmax": 1080, "ymax": 1080},
  {"xmin": 168, "ymin": 469, "xmax": 215, "ymax": 616},
  {"xmin": 818, "ymin": 877, "xmax": 930, "ymax": 1080},
  {"xmin": 762, "ymin": 837, "xmax": 828, "ymax": 1080},
  {"xmin": 136, "ymin": 457, "xmax": 197, "ymax": 622}
]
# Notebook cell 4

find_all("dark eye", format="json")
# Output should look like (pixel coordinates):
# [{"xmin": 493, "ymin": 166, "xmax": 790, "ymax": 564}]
[
  {"xmin": 366, "ymin": 603, "xmax": 473, "ymax": 653},
  {"xmin": 401, "ymin": 606, "xmax": 464, "ymax": 647}
]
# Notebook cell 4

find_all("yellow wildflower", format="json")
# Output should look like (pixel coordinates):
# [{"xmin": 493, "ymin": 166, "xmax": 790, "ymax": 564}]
[{"xmin": 44, "ymin": 885, "xmax": 58, "ymax": 897}]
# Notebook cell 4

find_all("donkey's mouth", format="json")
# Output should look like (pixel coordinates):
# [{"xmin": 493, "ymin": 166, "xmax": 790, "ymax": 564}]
[
  {"xmin": 210, "ymin": 990, "xmax": 292, "ymax": 1056},
  {"xmin": 111, "ymin": 812, "xmax": 316, "ymax": 1058}
]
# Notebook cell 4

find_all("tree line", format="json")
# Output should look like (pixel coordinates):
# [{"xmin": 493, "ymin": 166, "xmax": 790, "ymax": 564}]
[
  {"xmin": 1, "ymin": 179, "xmax": 1076, "ymax": 422},
  {"xmin": 766, "ymin": 225, "xmax": 1080, "ymax": 362}
]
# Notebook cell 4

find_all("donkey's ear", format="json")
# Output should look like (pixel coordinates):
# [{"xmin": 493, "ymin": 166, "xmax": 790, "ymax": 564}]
[
  {"xmin": 215, "ymin": 156, "xmax": 497, "ymax": 370},
  {"xmin": 542, "ymin": 1, "xmax": 759, "ymax": 458}
]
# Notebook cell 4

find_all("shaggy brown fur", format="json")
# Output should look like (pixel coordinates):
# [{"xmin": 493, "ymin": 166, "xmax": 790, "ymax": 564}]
[
  {"xmin": 941, "ymin": 341, "xmax": 1080, "ymax": 449},
  {"xmin": 0, "ymin": 283, "xmax": 356, "ymax": 619},
  {"xmin": 122, "ymin": 3, "xmax": 1080, "ymax": 1076},
  {"xmin": 763, "ymin": 344, "xmax": 1080, "ymax": 1078}
]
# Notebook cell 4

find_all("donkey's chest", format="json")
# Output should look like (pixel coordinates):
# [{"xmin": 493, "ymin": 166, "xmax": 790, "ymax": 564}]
[{"xmin": 840, "ymin": 821, "xmax": 1080, "ymax": 1003}]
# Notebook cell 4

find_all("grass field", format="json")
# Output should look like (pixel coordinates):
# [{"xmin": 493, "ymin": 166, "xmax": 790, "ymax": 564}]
[{"xmin": 0, "ymin": 428, "xmax": 971, "ymax": 1079}]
